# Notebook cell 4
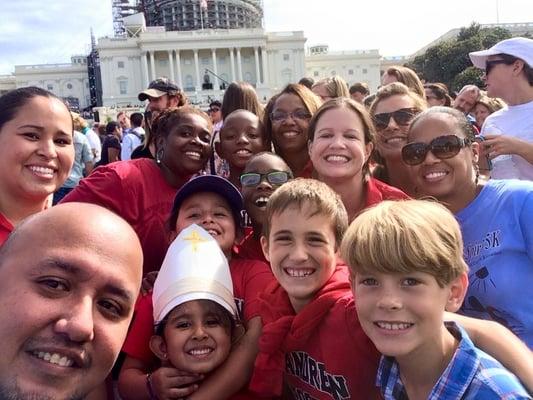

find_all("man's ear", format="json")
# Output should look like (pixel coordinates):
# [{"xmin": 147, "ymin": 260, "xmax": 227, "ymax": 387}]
[
  {"xmin": 445, "ymin": 272, "xmax": 469, "ymax": 312},
  {"xmin": 471, "ymin": 141, "xmax": 480, "ymax": 164},
  {"xmin": 260, "ymin": 235, "xmax": 270, "ymax": 262},
  {"xmin": 149, "ymin": 334, "xmax": 169, "ymax": 362}
]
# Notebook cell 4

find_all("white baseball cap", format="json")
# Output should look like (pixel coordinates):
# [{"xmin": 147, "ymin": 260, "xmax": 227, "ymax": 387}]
[
  {"xmin": 469, "ymin": 37, "xmax": 533, "ymax": 69},
  {"xmin": 152, "ymin": 224, "xmax": 237, "ymax": 325}
]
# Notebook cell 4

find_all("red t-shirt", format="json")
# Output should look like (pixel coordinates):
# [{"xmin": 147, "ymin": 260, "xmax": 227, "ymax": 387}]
[
  {"xmin": 251, "ymin": 265, "xmax": 380, "ymax": 400},
  {"xmin": 0, "ymin": 212, "xmax": 14, "ymax": 246},
  {"xmin": 364, "ymin": 177, "xmax": 409, "ymax": 208},
  {"xmin": 234, "ymin": 228, "xmax": 267, "ymax": 263},
  {"xmin": 61, "ymin": 159, "xmax": 181, "ymax": 275},
  {"xmin": 122, "ymin": 258, "xmax": 274, "ymax": 364}
]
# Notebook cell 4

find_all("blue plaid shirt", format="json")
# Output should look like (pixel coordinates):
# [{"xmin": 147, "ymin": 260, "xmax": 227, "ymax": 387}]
[{"xmin": 377, "ymin": 322, "xmax": 531, "ymax": 399}]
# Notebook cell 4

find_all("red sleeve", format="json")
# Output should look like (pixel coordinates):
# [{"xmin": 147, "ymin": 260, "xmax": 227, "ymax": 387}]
[
  {"xmin": 122, "ymin": 293, "xmax": 157, "ymax": 365},
  {"xmin": 0, "ymin": 212, "xmax": 13, "ymax": 247},
  {"xmin": 239, "ymin": 260, "xmax": 275, "ymax": 322},
  {"xmin": 60, "ymin": 163, "xmax": 138, "ymax": 224}
]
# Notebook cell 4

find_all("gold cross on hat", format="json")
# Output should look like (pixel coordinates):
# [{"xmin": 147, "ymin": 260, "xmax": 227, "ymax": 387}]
[{"xmin": 183, "ymin": 229, "xmax": 209, "ymax": 252}]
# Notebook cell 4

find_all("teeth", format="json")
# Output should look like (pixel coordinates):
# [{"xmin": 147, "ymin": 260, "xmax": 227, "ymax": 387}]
[
  {"xmin": 425, "ymin": 171, "xmax": 447, "ymax": 180},
  {"xmin": 254, "ymin": 196, "xmax": 269, "ymax": 207},
  {"xmin": 376, "ymin": 322, "xmax": 413, "ymax": 330},
  {"xmin": 236, "ymin": 149, "xmax": 251, "ymax": 156},
  {"xmin": 29, "ymin": 166, "xmax": 54, "ymax": 176},
  {"xmin": 185, "ymin": 151, "xmax": 201, "ymax": 160},
  {"xmin": 207, "ymin": 229, "xmax": 219, "ymax": 236},
  {"xmin": 385, "ymin": 137, "xmax": 406, "ymax": 144},
  {"xmin": 285, "ymin": 268, "xmax": 314, "ymax": 277},
  {"xmin": 33, "ymin": 351, "xmax": 74, "ymax": 367},
  {"xmin": 282, "ymin": 131, "xmax": 299, "ymax": 138},
  {"xmin": 189, "ymin": 348, "xmax": 212, "ymax": 356},
  {"xmin": 325, "ymin": 155, "xmax": 349, "ymax": 163}
]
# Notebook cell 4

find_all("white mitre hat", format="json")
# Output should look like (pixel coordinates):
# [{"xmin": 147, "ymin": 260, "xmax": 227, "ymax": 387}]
[{"xmin": 152, "ymin": 224, "xmax": 237, "ymax": 325}]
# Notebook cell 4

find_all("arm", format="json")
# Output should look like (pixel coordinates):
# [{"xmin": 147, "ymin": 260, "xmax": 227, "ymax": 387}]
[
  {"xmin": 118, "ymin": 356, "xmax": 201, "ymax": 400},
  {"xmin": 483, "ymin": 134, "xmax": 533, "ymax": 164},
  {"xmin": 445, "ymin": 312, "xmax": 533, "ymax": 392},
  {"xmin": 188, "ymin": 316, "xmax": 262, "ymax": 400}
]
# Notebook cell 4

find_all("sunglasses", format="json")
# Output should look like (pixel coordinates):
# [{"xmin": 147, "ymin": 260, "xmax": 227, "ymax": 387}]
[
  {"xmin": 485, "ymin": 59, "xmax": 514, "ymax": 75},
  {"xmin": 270, "ymin": 109, "xmax": 312, "ymax": 123},
  {"xmin": 373, "ymin": 108, "xmax": 419, "ymax": 130},
  {"xmin": 240, "ymin": 171, "xmax": 292, "ymax": 187},
  {"xmin": 401, "ymin": 135, "xmax": 471, "ymax": 166}
]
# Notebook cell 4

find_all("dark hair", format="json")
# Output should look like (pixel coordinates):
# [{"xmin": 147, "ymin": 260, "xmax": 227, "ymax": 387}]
[
  {"xmin": 349, "ymin": 82, "xmax": 370, "ymax": 96},
  {"xmin": 497, "ymin": 54, "xmax": 533, "ymax": 85},
  {"xmin": 308, "ymin": 97, "xmax": 375, "ymax": 175},
  {"xmin": 383, "ymin": 66, "xmax": 425, "ymax": 99},
  {"xmin": 409, "ymin": 106, "xmax": 476, "ymax": 142},
  {"xmin": 152, "ymin": 106, "xmax": 212, "ymax": 141},
  {"xmin": 298, "ymin": 77, "xmax": 315, "ymax": 89},
  {"xmin": 221, "ymin": 81, "xmax": 263, "ymax": 120},
  {"xmin": 210, "ymin": 100, "xmax": 222, "ymax": 108},
  {"xmin": 424, "ymin": 83, "xmax": 452, "ymax": 106},
  {"xmin": 155, "ymin": 299, "xmax": 236, "ymax": 337},
  {"xmin": 130, "ymin": 112, "xmax": 144, "ymax": 128},
  {"xmin": 0, "ymin": 86, "xmax": 72, "ymax": 132},
  {"xmin": 243, "ymin": 151, "xmax": 293, "ymax": 176},
  {"xmin": 106, "ymin": 121, "xmax": 119, "ymax": 135}
]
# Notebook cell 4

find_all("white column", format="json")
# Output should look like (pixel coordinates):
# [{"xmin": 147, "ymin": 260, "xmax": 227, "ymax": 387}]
[
  {"xmin": 261, "ymin": 47, "xmax": 269, "ymax": 86},
  {"xmin": 229, "ymin": 48, "xmax": 236, "ymax": 82},
  {"xmin": 211, "ymin": 48, "xmax": 219, "ymax": 90},
  {"xmin": 194, "ymin": 49, "xmax": 201, "ymax": 91},
  {"xmin": 149, "ymin": 51, "xmax": 156, "ymax": 81},
  {"xmin": 141, "ymin": 52, "xmax": 149, "ymax": 87},
  {"xmin": 175, "ymin": 50, "xmax": 183, "ymax": 89},
  {"xmin": 236, "ymin": 47, "xmax": 243, "ymax": 81},
  {"xmin": 254, "ymin": 47, "xmax": 261, "ymax": 87},
  {"xmin": 168, "ymin": 50, "xmax": 175, "ymax": 82}
]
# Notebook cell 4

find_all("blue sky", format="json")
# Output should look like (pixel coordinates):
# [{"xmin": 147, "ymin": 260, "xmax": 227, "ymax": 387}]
[{"xmin": 1, "ymin": 0, "xmax": 532, "ymax": 74}]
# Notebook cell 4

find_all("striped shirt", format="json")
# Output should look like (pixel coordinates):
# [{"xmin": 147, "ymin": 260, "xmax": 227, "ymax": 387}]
[{"xmin": 377, "ymin": 322, "xmax": 531, "ymax": 399}]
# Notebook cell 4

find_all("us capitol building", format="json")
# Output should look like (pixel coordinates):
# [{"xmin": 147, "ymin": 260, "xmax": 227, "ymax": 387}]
[{"xmin": 0, "ymin": 0, "xmax": 426, "ymax": 108}]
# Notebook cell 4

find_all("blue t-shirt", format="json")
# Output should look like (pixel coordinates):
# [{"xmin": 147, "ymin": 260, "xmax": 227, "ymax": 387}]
[{"xmin": 456, "ymin": 179, "xmax": 533, "ymax": 347}]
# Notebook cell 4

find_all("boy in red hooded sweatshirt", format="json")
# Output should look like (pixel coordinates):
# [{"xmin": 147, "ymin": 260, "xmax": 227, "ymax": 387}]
[{"xmin": 252, "ymin": 178, "xmax": 381, "ymax": 399}]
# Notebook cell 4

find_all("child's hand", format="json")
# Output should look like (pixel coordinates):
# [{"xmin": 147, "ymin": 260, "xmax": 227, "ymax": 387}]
[
  {"xmin": 151, "ymin": 367, "xmax": 203, "ymax": 400},
  {"xmin": 141, "ymin": 271, "xmax": 158, "ymax": 294}
]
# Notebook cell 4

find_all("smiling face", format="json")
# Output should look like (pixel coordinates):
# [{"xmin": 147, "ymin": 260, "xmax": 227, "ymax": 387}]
[
  {"xmin": 261, "ymin": 202, "xmax": 337, "ymax": 312},
  {"xmin": 151, "ymin": 300, "xmax": 232, "ymax": 375},
  {"xmin": 407, "ymin": 113, "xmax": 479, "ymax": 205},
  {"xmin": 175, "ymin": 192, "xmax": 237, "ymax": 255},
  {"xmin": 158, "ymin": 113, "xmax": 211, "ymax": 180},
  {"xmin": 241, "ymin": 153, "xmax": 292, "ymax": 231},
  {"xmin": 217, "ymin": 111, "xmax": 268, "ymax": 171},
  {"xmin": 0, "ymin": 96, "xmax": 74, "ymax": 204},
  {"xmin": 0, "ymin": 204, "xmax": 142, "ymax": 400},
  {"xmin": 309, "ymin": 106, "xmax": 372, "ymax": 182},
  {"xmin": 271, "ymin": 93, "xmax": 311, "ymax": 156},
  {"xmin": 353, "ymin": 270, "xmax": 462, "ymax": 360}
]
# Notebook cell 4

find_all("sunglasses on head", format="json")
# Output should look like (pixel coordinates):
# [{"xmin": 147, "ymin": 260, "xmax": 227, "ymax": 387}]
[
  {"xmin": 373, "ymin": 108, "xmax": 419, "ymax": 130},
  {"xmin": 485, "ymin": 58, "xmax": 516, "ymax": 75},
  {"xmin": 401, "ymin": 135, "xmax": 471, "ymax": 166},
  {"xmin": 240, "ymin": 171, "xmax": 292, "ymax": 187}
]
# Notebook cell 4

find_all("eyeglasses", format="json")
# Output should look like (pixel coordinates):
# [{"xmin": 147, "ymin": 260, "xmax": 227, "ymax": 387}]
[
  {"xmin": 402, "ymin": 135, "xmax": 471, "ymax": 166},
  {"xmin": 485, "ymin": 59, "xmax": 514, "ymax": 75},
  {"xmin": 270, "ymin": 109, "xmax": 312, "ymax": 123},
  {"xmin": 240, "ymin": 171, "xmax": 292, "ymax": 187},
  {"xmin": 373, "ymin": 108, "xmax": 419, "ymax": 130}
]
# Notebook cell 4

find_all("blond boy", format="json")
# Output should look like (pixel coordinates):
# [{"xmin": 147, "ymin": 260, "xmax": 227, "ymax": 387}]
[{"xmin": 341, "ymin": 200, "xmax": 530, "ymax": 399}]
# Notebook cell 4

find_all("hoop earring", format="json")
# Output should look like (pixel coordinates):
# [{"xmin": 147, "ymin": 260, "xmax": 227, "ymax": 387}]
[{"xmin": 156, "ymin": 148, "xmax": 164, "ymax": 164}]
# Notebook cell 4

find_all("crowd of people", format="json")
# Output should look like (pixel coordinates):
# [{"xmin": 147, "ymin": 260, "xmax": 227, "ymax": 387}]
[{"xmin": 0, "ymin": 36, "xmax": 532, "ymax": 400}]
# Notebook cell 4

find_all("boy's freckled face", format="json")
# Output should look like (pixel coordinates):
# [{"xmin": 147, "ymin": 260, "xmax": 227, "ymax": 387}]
[
  {"xmin": 353, "ymin": 271, "xmax": 453, "ymax": 360},
  {"xmin": 218, "ymin": 112, "xmax": 268, "ymax": 170},
  {"xmin": 175, "ymin": 192, "xmax": 237, "ymax": 254},
  {"xmin": 261, "ymin": 203, "xmax": 337, "ymax": 312},
  {"xmin": 159, "ymin": 300, "xmax": 232, "ymax": 374}
]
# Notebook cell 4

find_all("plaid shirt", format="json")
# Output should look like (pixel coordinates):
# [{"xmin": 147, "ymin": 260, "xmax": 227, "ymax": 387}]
[{"xmin": 377, "ymin": 322, "xmax": 531, "ymax": 399}]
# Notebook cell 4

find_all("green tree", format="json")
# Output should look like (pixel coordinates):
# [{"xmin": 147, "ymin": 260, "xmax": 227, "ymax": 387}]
[{"xmin": 406, "ymin": 23, "xmax": 512, "ymax": 93}]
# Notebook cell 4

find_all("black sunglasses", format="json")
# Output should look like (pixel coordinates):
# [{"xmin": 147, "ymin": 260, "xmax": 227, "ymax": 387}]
[
  {"xmin": 485, "ymin": 59, "xmax": 514, "ymax": 75},
  {"xmin": 402, "ymin": 135, "xmax": 471, "ymax": 166},
  {"xmin": 240, "ymin": 171, "xmax": 292, "ymax": 187},
  {"xmin": 373, "ymin": 108, "xmax": 419, "ymax": 130}
]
